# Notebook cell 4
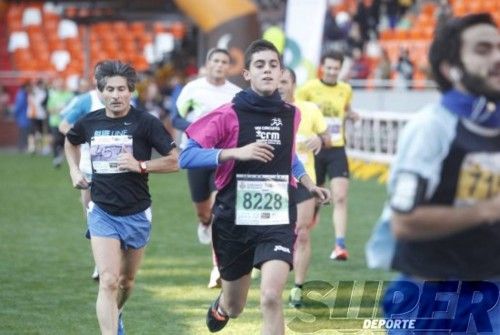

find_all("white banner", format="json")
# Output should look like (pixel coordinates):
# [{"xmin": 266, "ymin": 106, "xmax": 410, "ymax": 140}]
[{"xmin": 284, "ymin": 0, "xmax": 327, "ymax": 85}]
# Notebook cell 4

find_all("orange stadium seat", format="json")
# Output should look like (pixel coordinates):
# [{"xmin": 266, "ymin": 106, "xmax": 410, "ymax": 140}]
[
  {"xmin": 170, "ymin": 22, "xmax": 186, "ymax": 39},
  {"xmin": 421, "ymin": 3, "xmax": 436, "ymax": 17},
  {"xmin": 379, "ymin": 29, "xmax": 395, "ymax": 41},
  {"xmin": 130, "ymin": 22, "xmax": 146, "ymax": 37},
  {"xmin": 453, "ymin": 1, "xmax": 467, "ymax": 16},
  {"xmin": 6, "ymin": 3, "xmax": 155, "ymax": 77}
]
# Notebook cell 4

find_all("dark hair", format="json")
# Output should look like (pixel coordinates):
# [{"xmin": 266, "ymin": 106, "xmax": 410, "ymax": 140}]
[
  {"xmin": 284, "ymin": 67, "xmax": 297, "ymax": 84},
  {"xmin": 320, "ymin": 50, "xmax": 344, "ymax": 65},
  {"xmin": 94, "ymin": 60, "xmax": 138, "ymax": 92},
  {"xmin": 206, "ymin": 48, "xmax": 231, "ymax": 62},
  {"xmin": 429, "ymin": 13, "xmax": 497, "ymax": 92},
  {"xmin": 244, "ymin": 39, "xmax": 281, "ymax": 69}
]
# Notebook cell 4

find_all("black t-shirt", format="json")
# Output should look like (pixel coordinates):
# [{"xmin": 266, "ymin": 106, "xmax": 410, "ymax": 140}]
[{"xmin": 66, "ymin": 106, "xmax": 176, "ymax": 216}]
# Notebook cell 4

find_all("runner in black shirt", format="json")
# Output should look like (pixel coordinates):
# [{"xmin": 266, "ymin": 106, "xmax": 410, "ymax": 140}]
[
  {"xmin": 65, "ymin": 60, "xmax": 178, "ymax": 335},
  {"xmin": 180, "ymin": 40, "xmax": 330, "ymax": 334}
]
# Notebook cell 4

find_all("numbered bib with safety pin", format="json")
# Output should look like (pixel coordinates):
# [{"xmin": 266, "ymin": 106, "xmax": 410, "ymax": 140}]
[
  {"xmin": 236, "ymin": 174, "xmax": 289, "ymax": 226},
  {"xmin": 90, "ymin": 135, "xmax": 133, "ymax": 174}
]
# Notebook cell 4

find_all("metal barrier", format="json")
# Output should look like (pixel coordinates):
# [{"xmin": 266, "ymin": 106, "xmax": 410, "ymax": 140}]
[{"xmin": 345, "ymin": 109, "xmax": 413, "ymax": 165}]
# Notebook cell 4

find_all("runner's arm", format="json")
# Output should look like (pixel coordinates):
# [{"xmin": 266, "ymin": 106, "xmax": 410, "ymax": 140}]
[
  {"xmin": 64, "ymin": 139, "xmax": 89, "ymax": 189},
  {"xmin": 179, "ymin": 139, "xmax": 221, "ymax": 169},
  {"xmin": 180, "ymin": 139, "xmax": 276, "ymax": 168},
  {"xmin": 294, "ymin": 155, "xmax": 330, "ymax": 202},
  {"xmin": 171, "ymin": 106, "xmax": 191, "ymax": 131},
  {"xmin": 118, "ymin": 148, "xmax": 180, "ymax": 174}
]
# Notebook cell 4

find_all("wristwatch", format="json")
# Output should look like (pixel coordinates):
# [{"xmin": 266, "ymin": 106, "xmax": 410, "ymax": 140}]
[{"xmin": 139, "ymin": 161, "xmax": 147, "ymax": 174}]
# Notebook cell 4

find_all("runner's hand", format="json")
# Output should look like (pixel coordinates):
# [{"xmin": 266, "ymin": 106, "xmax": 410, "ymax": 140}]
[
  {"xmin": 70, "ymin": 167, "xmax": 90, "ymax": 189},
  {"xmin": 309, "ymin": 185, "xmax": 331, "ymax": 205},
  {"xmin": 236, "ymin": 142, "xmax": 275, "ymax": 162},
  {"xmin": 305, "ymin": 136, "xmax": 322, "ymax": 154},
  {"xmin": 117, "ymin": 151, "xmax": 140, "ymax": 172}
]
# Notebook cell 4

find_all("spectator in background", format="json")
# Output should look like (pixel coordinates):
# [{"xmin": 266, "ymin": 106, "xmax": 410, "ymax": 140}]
[
  {"xmin": 323, "ymin": 8, "xmax": 344, "ymax": 46},
  {"xmin": 346, "ymin": 22, "xmax": 365, "ymax": 54},
  {"xmin": 397, "ymin": 0, "xmax": 413, "ymax": 17},
  {"xmin": 395, "ymin": 47, "xmax": 414, "ymax": 89},
  {"xmin": 14, "ymin": 82, "xmax": 30, "ymax": 152},
  {"xmin": 353, "ymin": 0, "xmax": 371, "ymax": 42},
  {"xmin": 348, "ymin": 47, "xmax": 371, "ymax": 86},
  {"xmin": 47, "ymin": 78, "xmax": 74, "ymax": 167},
  {"xmin": 375, "ymin": 48, "xmax": 392, "ymax": 87},
  {"xmin": 27, "ymin": 79, "xmax": 49, "ymax": 155},
  {"xmin": 436, "ymin": 0, "xmax": 452, "ymax": 26},
  {"xmin": 0, "ymin": 85, "xmax": 10, "ymax": 117},
  {"xmin": 386, "ymin": 0, "xmax": 400, "ymax": 29}
]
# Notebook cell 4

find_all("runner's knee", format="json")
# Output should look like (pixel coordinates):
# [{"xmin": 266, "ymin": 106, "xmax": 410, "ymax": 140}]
[
  {"xmin": 260, "ymin": 289, "xmax": 282, "ymax": 311},
  {"xmin": 118, "ymin": 274, "xmax": 136, "ymax": 291},
  {"xmin": 295, "ymin": 227, "xmax": 310, "ymax": 245},
  {"xmin": 99, "ymin": 271, "xmax": 119, "ymax": 292},
  {"xmin": 332, "ymin": 192, "xmax": 347, "ymax": 205}
]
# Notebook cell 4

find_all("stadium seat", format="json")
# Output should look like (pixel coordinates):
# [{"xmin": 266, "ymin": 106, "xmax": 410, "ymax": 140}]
[
  {"xmin": 51, "ymin": 49, "xmax": 71, "ymax": 71},
  {"xmin": 8, "ymin": 31, "xmax": 29, "ymax": 52},
  {"xmin": 21, "ymin": 7, "xmax": 41, "ymax": 27},
  {"xmin": 155, "ymin": 32, "xmax": 175, "ymax": 56},
  {"xmin": 170, "ymin": 22, "xmax": 186, "ymax": 39},
  {"xmin": 58, "ymin": 19, "xmax": 78, "ymax": 39}
]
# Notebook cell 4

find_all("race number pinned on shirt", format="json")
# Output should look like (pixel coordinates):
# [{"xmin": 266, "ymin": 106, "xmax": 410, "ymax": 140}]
[
  {"xmin": 325, "ymin": 117, "xmax": 342, "ymax": 143},
  {"xmin": 236, "ymin": 174, "xmax": 289, "ymax": 225},
  {"xmin": 90, "ymin": 135, "xmax": 133, "ymax": 174}
]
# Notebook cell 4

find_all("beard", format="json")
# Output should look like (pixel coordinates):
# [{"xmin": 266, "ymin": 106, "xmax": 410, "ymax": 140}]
[{"xmin": 461, "ymin": 69, "xmax": 500, "ymax": 101}]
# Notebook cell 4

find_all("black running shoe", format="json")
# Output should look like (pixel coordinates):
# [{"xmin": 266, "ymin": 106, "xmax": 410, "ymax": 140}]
[{"xmin": 206, "ymin": 294, "xmax": 229, "ymax": 332}]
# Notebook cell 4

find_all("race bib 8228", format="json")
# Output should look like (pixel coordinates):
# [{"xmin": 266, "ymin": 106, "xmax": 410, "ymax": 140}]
[{"xmin": 235, "ymin": 174, "xmax": 289, "ymax": 226}]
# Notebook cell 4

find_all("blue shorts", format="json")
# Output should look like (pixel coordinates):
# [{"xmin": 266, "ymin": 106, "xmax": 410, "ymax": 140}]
[
  {"xmin": 383, "ymin": 275, "xmax": 500, "ymax": 334},
  {"xmin": 86, "ymin": 202, "xmax": 152, "ymax": 250}
]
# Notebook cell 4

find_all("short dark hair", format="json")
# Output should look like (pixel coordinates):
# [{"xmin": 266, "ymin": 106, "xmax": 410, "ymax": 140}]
[
  {"xmin": 244, "ymin": 39, "xmax": 281, "ymax": 69},
  {"xmin": 429, "ymin": 13, "xmax": 497, "ymax": 92},
  {"xmin": 206, "ymin": 48, "xmax": 231, "ymax": 62},
  {"xmin": 94, "ymin": 60, "xmax": 138, "ymax": 92},
  {"xmin": 320, "ymin": 50, "xmax": 344, "ymax": 65},
  {"xmin": 284, "ymin": 67, "xmax": 297, "ymax": 84}
]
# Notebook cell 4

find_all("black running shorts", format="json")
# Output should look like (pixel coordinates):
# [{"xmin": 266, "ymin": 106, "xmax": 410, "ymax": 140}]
[
  {"xmin": 294, "ymin": 183, "xmax": 314, "ymax": 204},
  {"xmin": 212, "ymin": 215, "xmax": 296, "ymax": 281},
  {"xmin": 314, "ymin": 146, "xmax": 349, "ymax": 185}
]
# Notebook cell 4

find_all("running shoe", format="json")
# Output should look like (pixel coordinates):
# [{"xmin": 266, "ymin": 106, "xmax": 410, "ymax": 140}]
[
  {"xmin": 289, "ymin": 287, "xmax": 303, "ymax": 308},
  {"xmin": 91, "ymin": 266, "xmax": 99, "ymax": 281},
  {"xmin": 118, "ymin": 313, "xmax": 125, "ymax": 335},
  {"xmin": 52, "ymin": 154, "xmax": 64, "ymax": 168},
  {"xmin": 197, "ymin": 222, "xmax": 212, "ymax": 245},
  {"xmin": 330, "ymin": 245, "xmax": 349, "ymax": 261},
  {"xmin": 206, "ymin": 294, "xmax": 229, "ymax": 332},
  {"xmin": 208, "ymin": 266, "xmax": 221, "ymax": 289}
]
